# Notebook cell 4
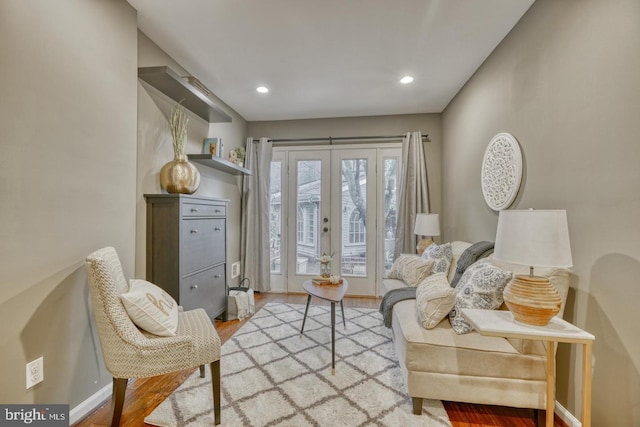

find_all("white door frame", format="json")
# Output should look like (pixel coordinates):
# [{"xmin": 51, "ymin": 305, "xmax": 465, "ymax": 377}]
[
  {"xmin": 286, "ymin": 150, "xmax": 331, "ymax": 294},
  {"xmin": 271, "ymin": 143, "xmax": 402, "ymax": 297},
  {"xmin": 329, "ymin": 148, "xmax": 377, "ymax": 296},
  {"xmin": 376, "ymin": 147, "xmax": 402, "ymax": 296},
  {"xmin": 269, "ymin": 151, "xmax": 287, "ymax": 293}
]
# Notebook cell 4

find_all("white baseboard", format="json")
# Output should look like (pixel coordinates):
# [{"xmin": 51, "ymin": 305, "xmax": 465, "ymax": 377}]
[
  {"xmin": 69, "ymin": 383, "xmax": 112, "ymax": 425},
  {"xmin": 555, "ymin": 400, "xmax": 581, "ymax": 427}
]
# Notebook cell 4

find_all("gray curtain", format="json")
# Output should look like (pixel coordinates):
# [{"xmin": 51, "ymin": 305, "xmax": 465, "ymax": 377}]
[
  {"xmin": 240, "ymin": 137, "xmax": 273, "ymax": 292},
  {"xmin": 394, "ymin": 131, "xmax": 430, "ymax": 258}
]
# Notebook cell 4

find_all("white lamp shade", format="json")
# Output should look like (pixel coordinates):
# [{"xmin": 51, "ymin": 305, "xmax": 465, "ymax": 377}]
[
  {"xmin": 493, "ymin": 209, "xmax": 573, "ymax": 268},
  {"xmin": 414, "ymin": 213, "xmax": 440, "ymax": 237}
]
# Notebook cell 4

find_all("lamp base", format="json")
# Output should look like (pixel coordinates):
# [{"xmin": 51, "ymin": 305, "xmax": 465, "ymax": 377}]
[
  {"xmin": 416, "ymin": 238, "xmax": 433, "ymax": 255},
  {"xmin": 503, "ymin": 275, "xmax": 562, "ymax": 326}
]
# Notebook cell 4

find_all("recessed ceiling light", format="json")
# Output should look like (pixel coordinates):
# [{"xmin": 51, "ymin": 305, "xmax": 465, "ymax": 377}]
[
  {"xmin": 400, "ymin": 76, "xmax": 414, "ymax": 84},
  {"xmin": 256, "ymin": 86, "xmax": 269, "ymax": 93}
]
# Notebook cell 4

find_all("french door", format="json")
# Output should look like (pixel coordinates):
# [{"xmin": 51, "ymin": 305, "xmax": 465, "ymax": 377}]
[{"xmin": 269, "ymin": 145, "xmax": 401, "ymax": 297}]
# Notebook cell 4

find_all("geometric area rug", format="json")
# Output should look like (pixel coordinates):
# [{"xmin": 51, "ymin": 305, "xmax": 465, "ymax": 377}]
[{"xmin": 145, "ymin": 303, "xmax": 452, "ymax": 426}]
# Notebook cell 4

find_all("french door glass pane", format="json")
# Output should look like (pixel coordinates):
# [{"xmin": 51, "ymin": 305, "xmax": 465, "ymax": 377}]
[
  {"xmin": 383, "ymin": 158, "xmax": 398, "ymax": 275},
  {"xmin": 269, "ymin": 161, "xmax": 281, "ymax": 273},
  {"xmin": 341, "ymin": 159, "xmax": 367, "ymax": 276},
  {"xmin": 296, "ymin": 160, "xmax": 321, "ymax": 275}
]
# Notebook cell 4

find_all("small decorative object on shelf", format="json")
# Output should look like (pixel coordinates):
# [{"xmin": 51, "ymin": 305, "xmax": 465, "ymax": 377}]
[
  {"xmin": 318, "ymin": 253, "xmax": 333, "ymax": 278},
  {"xmin": 203, "ymin": 138, "xmax": 222, "ymax": 157},
  {"xmin": 160, "ymin": 102, "xmax": 200, "ymax": 194},
  {"xmin": 228, "ymin": 146, "xmax": 246, "ymax": 167}
]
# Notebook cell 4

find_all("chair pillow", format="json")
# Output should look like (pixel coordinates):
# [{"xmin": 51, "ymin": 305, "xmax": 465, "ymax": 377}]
[
  {"xmin": 415, "ymin": 273, "xmax": 457, "ymax": 329},
  {"xmin": 421, "ymin": 242, "xmax": 453, "ymax": 275},
  {"xmin": 120, "ymin": 279, "xmax": 179, "ymax": 336},
  {"xmin": 387, "ymin": 254, "xmax": 435, "ymax": 287},
  {"xmin": 449, "ymin": 260, "xmax": 512, "ymax": 334}
]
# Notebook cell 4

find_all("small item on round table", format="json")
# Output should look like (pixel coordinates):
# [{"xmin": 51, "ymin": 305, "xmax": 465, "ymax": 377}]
[{"xmin": 312, "ymin": 275, "xmax": 343, "ymax": 287}]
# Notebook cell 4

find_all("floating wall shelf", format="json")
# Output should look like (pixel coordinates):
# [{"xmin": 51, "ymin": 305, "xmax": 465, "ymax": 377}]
[
  {"xmin": 188, "ymin": 155, "xmax": 252, "ymax": 176},
  {"xmin": 138, "ymin": 66, "xmax": 232, "ymax": 123}
]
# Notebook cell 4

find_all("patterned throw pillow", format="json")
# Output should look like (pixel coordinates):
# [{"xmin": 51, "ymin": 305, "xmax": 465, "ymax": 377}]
[
  {"xmin": 387, "ymin": 254, "xmax": 435, "ymax": 287},
  {"xmin": 449, "ymin": 260, "xmax": 513, "ymax": 334},
  {"xmin": 415, "ymin": 273, "xmax": 457, "ymax": 329},
  {"xmin": 120, "ymin": 279, "xmax": 179, "ymax": 336},
  {"xmin": 422, "ymin": 242, "xmax": 453, "ymax": 275}
]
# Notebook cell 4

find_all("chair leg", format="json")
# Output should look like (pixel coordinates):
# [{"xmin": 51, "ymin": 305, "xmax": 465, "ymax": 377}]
[
  {"xmin": 199, "ymin": 364, "xmax": 205, "ymax": 378},
  {"xmin": 412, "ymin": 397, "xmax": 423, "ymax": 415},
  {"xmin": 211, "ymin": 360, "xmax": 221, "ymax": 425},
  {"xmin": 109, "ymin": 377, "xmax": 128, "ymax": 427}
]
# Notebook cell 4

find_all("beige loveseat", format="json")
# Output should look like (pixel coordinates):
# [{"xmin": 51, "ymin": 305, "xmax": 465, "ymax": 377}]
[{"xmin": 382, "ymin": 241, "xmax": 571, "ymax": 414}]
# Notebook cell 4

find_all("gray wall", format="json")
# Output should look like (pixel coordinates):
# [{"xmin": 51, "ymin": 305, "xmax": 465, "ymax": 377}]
[
  {"xmin": 136, "ymin": 31, "xmax": 247, "ymax": 285},
  {"xmin": 248, "ymin": 114, "xmax": 442, "ymax": 216},
  {"xmin": 0, "ymin": 0, "xmax": 137, "ymax": 408},
  {"xmin": 442, "ymin": 0, "xmax": 640, "ymax": 425}
]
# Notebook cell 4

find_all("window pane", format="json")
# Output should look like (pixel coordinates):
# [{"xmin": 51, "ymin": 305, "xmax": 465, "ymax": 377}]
[
  {"xmin": 297, "ymin": 160, "xmax": 321, "ymax": 275},
  {"xmin": 305, "ymin": 206, "xmax": 315, "ymax": 245},
  {"xmin": 341, "ymin": 159, "xmax": 367, "ymax": 276},
  {"xmin": 297, "ymin": 207, "xmax": 304, "ymax": 243},
  {"xmin": 269, "ymin": 161, "xmax": 281, "ymax": 273},
  {"xmin": 383, "ymin": 158, "xmax": 398, "ymax": 275},
  {"xmin": 349, "ymin": 210, "xmax": 365, "ymax": 244}
]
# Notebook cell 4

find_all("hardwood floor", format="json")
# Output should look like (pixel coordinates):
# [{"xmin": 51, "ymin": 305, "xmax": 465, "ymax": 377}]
[{"xmin": 74, "ymin": 293, "xmax": 564, "ymax": 427}]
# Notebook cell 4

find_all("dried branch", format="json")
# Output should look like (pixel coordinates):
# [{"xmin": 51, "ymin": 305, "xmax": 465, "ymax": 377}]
[{"xmin": 170, "ymin": 101, "xmax": 189, "ymax": 157}]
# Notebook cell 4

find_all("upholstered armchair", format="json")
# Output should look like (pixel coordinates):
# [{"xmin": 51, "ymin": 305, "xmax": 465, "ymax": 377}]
[{"xmin": 85, "ymin": 247, "xmax": 221, "ymax": 426}]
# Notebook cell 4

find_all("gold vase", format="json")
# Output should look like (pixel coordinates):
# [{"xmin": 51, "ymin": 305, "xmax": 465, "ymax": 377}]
[
  {"xmin": 160, "ymin": 154, "xmax": 200, "ymax": 194},
  {"xmin": 503, "ymin": 275, "xmax": 562, "ymax": 326}
]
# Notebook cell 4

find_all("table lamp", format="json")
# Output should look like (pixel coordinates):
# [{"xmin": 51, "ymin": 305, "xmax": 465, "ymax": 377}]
[
  {"xmin": 414, "ymin": 213, "xmax": 440, "ymax": 255},
  {"xmin": 493, "ymin": 209, "xmax": 573, "ymax": 326}
]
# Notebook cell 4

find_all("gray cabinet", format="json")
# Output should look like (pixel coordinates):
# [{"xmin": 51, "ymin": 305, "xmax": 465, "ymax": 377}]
[{"xmin": 144, "ymin": 194, "xmax": 229, "ymax": 320}]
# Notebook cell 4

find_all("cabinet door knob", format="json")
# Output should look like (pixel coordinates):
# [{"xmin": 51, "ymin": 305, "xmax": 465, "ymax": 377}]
[
  {"xmin": 191, "ymin": 229, "xmax": 198, "ymax": 234},
  {"xmin": 191, "ymin": 208, "xmax": 198, "ymax": 212},
  {"xmin": 215, "ymin": 209, "xmax": 221, "ymax": 213},
  {"xmin": 214, "ymin": 227, "xmax": 221, "ymax": 231},
  {"xmin": 214, "ymin": 274, "xmax": 222, "ymax": 279},
  {"xmin": 191, "ymin": 285, "xmax": 198, "ymax": 289}
]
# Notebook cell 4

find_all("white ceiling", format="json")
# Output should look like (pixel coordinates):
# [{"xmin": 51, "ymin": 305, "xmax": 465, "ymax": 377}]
[{"xmin": 128, "ymin": 0, "xmax": 534, "ymax": 122}]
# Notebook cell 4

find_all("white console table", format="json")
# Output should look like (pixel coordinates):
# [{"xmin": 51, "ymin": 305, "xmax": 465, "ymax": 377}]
[{"xmin": 462, "ymin": 309, "xmax": 595, "ymax": 427}]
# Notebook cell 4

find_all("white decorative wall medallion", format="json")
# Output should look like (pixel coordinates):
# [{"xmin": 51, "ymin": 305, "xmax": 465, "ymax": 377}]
[{"xmin": 481, "ymin": 133, "xmax": 523, "ymax": 210}]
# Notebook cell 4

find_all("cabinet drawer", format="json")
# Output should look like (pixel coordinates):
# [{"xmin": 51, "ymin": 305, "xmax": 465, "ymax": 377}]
[
  {"xmin": 181, "ymin": 218, "xmax": 226, "ymax": 274},
  {"xmin": 182, "ymin": 202, "xmax": 226, "ymax": 218},
  {"xmin": 180, "ymin": 265, "xmax": 226, "ymax": 317}
]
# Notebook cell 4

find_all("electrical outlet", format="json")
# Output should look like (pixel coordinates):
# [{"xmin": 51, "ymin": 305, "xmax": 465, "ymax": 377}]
[
  {"xmin": 26, "ymin": 356, "xmax": 44, "ymax": 389},
  {"xmin": 231, "ymin": 262, "xmax": 240, "ymax": 279}
]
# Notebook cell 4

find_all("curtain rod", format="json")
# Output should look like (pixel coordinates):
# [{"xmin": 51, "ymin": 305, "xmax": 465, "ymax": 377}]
[{"xmin": 251, "ymin": 134, "xmax": 430, "ymax": 146}]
